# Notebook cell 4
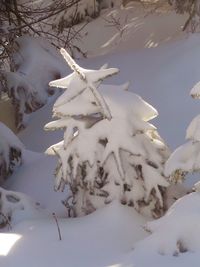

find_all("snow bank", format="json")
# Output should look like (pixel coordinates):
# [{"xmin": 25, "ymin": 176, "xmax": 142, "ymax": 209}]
[
  {"xmin": 0, "ymin": 187, "xmax": 45, "ymax": 229},
  {"xmin": 0, "ymin": 201, "xmax": 148, "ymax": 267},
  {"xmin": 140, "ymin": 192, "xmax": 200, "ymax": 255},
  {"xmin": 5, "ymin": 150, "xmax": 67, "ymax": 217}
]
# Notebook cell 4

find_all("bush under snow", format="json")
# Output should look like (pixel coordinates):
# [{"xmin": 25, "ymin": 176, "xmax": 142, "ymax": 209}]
[
  {"xmin": 0, "ymin": 123, "xmax": 42, "ymax": 229},
  {"xmin": 1, "ymin": 36, "xmax": 68, "ymax": 130},
  {"xmin": 0, "ymin": 187, "xmax": 44, "ymax": 229},
  {"xmin": 165, "ymin": 81, "xmax": 200, "ymax": 182},
  {"xmin": 143, "ymin": 191, "xmax": 200, "ymax": 256},
  {"xmin": 45, "ymin": 48, "xmax": 170, "ymax": 218},
  {"xmin": 0, "ymin": 122, "xmax": 23, "ymax": 185},
  {"xmin": 156, "ymin": 77, "xmax": 200, "ymax": 256}
]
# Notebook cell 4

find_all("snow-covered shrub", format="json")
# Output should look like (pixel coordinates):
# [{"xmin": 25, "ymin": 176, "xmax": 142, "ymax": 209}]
[
  {"xmin": 2, "ymin": 36, "xmax": 67, "ymax": 129},
  {"xmin": 143, "ymin": 190, "xmax": 200, "ymax": 255},
  {"xmin": 163, "ymin": 183, "xmax": 191, "ymax": 210},
  {"xmin": 0, "ymin": 122, "xmax": 23, "ymax": 185},
  {"xmin": 45, "ymin": 48, "xmax": 170, "ymax": 218},
  {"xmin": 0, "ymin": 187, "xmax": 43, "ymax": 229},
  {"xmin": 165, "ymin": 81, "xmax": 200, "ymax": 182},
  {"xmin": 151, "ymin": 81, "xmax": 200, "ymax": 256}
]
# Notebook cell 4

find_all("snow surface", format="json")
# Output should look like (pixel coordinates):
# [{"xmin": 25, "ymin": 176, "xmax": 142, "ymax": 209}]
[
  {"xmin": 0, "ymin": 202, "xmax": 148, "ymax": 267},
  {"xmin": 4, "ymin": 150, "xmax": 67, "ymax": 217}
]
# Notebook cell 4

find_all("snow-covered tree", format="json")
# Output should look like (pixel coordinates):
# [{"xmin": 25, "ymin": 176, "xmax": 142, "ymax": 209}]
[
  {"xmin": 165, "ymin": 81, "xmax": 200, "ymax": 182},
  {"xmin": 0, "ymin": 122, "xmax": 23, "ymax": 185},
  {"xmin": 141, "ymin": 189, "xmax": 200, "ymax": 256},
  {"xmin": 1, "ymin": 36, "xmax": 67, "ymax": 129},
  {"xmin": 169, "ymin": 0, "xmax": 200, "ymax": 32},
  {"xmin": 45, "ymin": 48, "xmax": 170, "ymax": 218}
]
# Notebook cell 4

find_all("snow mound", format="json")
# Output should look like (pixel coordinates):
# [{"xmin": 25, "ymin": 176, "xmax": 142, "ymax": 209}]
[
  {"xmin": 5, "ymin": 150, "xmax": 67, "ymax": 217},
  {"xmin": 143, "ymin": 192, "xmax": 200, "ymax": 255},
  {"xmin": 0, "ymin": 187, "xmax": 45, "ymax": 229},
  {"xmin": 0, "ymin": 201, "xmax": 148, "ymax": 267}
]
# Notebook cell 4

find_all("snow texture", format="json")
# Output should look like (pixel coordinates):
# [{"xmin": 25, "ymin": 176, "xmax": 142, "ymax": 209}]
[{"xmin": 0, "ymin": 201, "xmax": 148, "ymax": 267}]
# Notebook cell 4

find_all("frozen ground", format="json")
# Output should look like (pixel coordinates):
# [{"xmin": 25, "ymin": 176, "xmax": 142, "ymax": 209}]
[{"xmin": 2, "ymin": 2, "xmax": 200, "ymax": 267}]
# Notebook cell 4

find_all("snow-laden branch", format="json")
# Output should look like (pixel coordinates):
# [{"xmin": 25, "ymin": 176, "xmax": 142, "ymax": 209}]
[{"xmin": 50, "ymin": 48, "xmax": 119, "ymax": 120}]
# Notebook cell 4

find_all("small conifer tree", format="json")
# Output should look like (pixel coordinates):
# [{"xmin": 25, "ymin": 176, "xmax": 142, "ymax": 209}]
[{"xmin": 46, "ymin": 48, "xmax": 170, "ymax": 218}]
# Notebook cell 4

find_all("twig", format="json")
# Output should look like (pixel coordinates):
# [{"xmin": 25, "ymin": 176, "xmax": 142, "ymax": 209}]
[{"xmin": 52, "ymin": 212, "xmax": 62, "ymax": 241}]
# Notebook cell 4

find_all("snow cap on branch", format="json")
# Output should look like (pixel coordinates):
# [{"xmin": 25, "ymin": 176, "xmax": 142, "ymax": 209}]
[
  {"xmin": 190, "ymin": 81, "xmax": 200, "ymax": 99},
  {"xmin": 49, "ymin": 48, "xmax": 119, "ymax": 120}
]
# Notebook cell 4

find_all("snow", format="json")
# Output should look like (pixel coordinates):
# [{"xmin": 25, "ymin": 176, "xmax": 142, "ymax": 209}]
[
  {"xmin": 4, "ymin": 36, "xmax": 69, "ymax": 129},
  {"xmin": 45, "ymin": 53, "xmax": 169, "ymax": 218},
  {"xmin": 0, "ymin": 186, "xmax": 45, "ymax": 228},
  {"xmin": 0, "ymin": 202, "xmax": 148, "ymax": 267},
  {"xmin": 144, "ymin": 192, "xmax": 200, "ymax": 255},
  {"xmin": 75, "ymin": 2, "xmax": 187, "ymax": 57},
  {"xmin": 0, "ymin": 122, "xmax": 24, "ymax": 152},
  {"xmin": 164, "ymin": 73, "xmax": 200, "ymax": 180},
  {"xmin": 0, "ymin": 123, "xmax": 23, "ymax": 184},
  {"xmin": 2, "ymin": 2, "xmax": 200, "ymax": 267},
  {"xmin": 51, "ymin": 48, "xmax": 119, "ymax": 120},
  {"xmin": 190, "ymin": 81, "xmax": 200, "ymax": 98},
  {"xmin": 186, "ymin": 114, "xmax": 200, "ymax": 141},
  {"xmin": 165, "ymin": 140, "xmax": 200, "ymax": 177},
  {"xmin": 4, "ymin": 150, "xmax": 67, "ymax": 217}
]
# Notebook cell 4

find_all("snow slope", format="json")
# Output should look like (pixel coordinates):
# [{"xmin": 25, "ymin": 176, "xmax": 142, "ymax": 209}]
[
  {"xmin": 0, "ymin": 202, "xmax": 148, "ymax": 267},
  {"xmin": 76, "ymin": 2, "xmax": 187, "ymax": 56},
  {"xmin": 83, "ymin": 34, "xmax": 200, "ymax": 150},
  {"xmin": 4, "ymin": 150, "xmax": 66, "ymax": 216}
]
